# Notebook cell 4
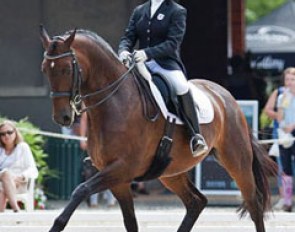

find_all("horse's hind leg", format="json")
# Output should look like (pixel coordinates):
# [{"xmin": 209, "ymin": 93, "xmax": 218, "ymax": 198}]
[
  {"xmin": 160, "ymin": 172, "xmax": 207, "ymax": 232},
  {"xmin": 235, "ymin": 169, "xmax": 265, "ymax": 232},
  {"xmin": 111, "ymin": 183, "xmax": 138, "ymax": 232},
  {"xmin": 236, "ymin": 169, "xmax": 266, "ymax": 232},
  {"xmin": 217, "ymin": 138, "xmax": 268, "ymax": 232}
]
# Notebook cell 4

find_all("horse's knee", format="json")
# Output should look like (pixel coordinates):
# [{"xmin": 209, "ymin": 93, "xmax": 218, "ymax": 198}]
[
  {"xmin": 200, "ymin": 196, "xmax": 208, "ymax": 209},
  {"xmin": 71, "ymin": 183, "xmax": 91, "ymax": 200},
  {"xmin": 189, "ymin": 195, "xmax": 207, "ymax": 214}
]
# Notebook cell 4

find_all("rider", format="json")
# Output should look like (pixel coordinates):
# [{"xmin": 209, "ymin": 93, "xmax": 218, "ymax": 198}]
[{"xmin": 118, "ymin": 0, "xmax": 208, "ymax": 156}]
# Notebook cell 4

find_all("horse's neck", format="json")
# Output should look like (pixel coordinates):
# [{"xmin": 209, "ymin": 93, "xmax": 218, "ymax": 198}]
[
  {"xmin": 82, "ymin": 51, "xmax": 121, "ymax": 90},
  {"xmin": 82, "ymin": 57, "xmax": 140, "ymax": 123}
]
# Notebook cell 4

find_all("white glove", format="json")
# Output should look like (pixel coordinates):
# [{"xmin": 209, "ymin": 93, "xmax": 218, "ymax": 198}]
[
  {"xmin": 119, "ymin": 51, "xmax": 131, "ymax": 62},
  {"xmin": 119, "ymin": 51, "xmax": 131, "ymax": 68},
  {"xmin": 134, "ymin": 50, "xmax": 148, "ymax": 63}
]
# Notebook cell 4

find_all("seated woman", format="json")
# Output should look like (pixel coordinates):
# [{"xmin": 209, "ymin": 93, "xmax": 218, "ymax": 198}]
[{"xmin": 0, "ymin": 120, "xmax": 38, "ymax": 212}]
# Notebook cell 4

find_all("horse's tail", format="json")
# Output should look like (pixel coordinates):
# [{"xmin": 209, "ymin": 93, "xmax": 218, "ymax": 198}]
[{"xmin": 239, "ymin": 130, "xmax": 278, "ymax": 217}]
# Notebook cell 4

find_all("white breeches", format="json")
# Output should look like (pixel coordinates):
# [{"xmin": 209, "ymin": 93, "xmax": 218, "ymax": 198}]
[{"xmin": 145, "ymin": 60, "xmax": 189, "ymax": 95}]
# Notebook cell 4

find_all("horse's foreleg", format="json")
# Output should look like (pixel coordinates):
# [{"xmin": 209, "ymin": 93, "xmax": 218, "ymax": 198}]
[
  {"xmin": 49, "ymin": 171, "xmax": 103, "ymax": 232},
  {"xmin": 49, "ymin": 162, "xmax": 125, "ymax": 232},
  {"xmin": 160, "ymin": 173, "xmax": 207, "ymax": 232},
  {"xmin": 111, "ymin": 183, "xmax": 138, "ymax": 232}
]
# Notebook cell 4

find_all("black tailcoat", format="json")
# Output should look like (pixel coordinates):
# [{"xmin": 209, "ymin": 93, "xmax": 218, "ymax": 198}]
[{"xmin": 118, "ymin": 0, "xmax": 187, "ymax": 71}]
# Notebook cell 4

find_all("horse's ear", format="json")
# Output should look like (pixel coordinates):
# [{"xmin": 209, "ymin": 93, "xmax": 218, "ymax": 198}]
[
  {"xmin": 40, "ymin": 24, "xmax": 50, "ymax": 50},
  {"xmin": 64, "ymin": 28, "xmax": 76, "ymax": 48}
]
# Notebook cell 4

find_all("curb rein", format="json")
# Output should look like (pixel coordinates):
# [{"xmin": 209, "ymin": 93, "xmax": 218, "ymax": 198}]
[{"xmin": 44, "ymin": 49, "xmax": 159, "ymax": 125}]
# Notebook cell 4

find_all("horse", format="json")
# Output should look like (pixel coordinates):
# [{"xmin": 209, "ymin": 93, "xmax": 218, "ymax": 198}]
[{"xmin": 40, "ymin": 26, "xmax": 277, "ymax": 232}]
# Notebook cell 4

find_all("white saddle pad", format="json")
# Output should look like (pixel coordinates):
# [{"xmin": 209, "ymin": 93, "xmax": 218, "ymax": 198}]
[{"xmin": 147, "ymin": 80, "xmax": 214, "ymax": 125}]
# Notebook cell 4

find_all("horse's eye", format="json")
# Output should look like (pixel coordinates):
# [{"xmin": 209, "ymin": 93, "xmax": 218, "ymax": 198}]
[{"xmin": 62, "ymin": 67, "xmax": 72, "ymax": 75}]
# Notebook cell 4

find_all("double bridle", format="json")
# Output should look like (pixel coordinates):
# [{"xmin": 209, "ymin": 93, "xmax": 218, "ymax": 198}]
[{"xmin": 44, "ymin": 49, "xmax": 135, "ymax": 125}]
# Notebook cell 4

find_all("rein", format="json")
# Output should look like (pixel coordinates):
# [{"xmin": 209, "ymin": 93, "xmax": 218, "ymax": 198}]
[
  {"xmin": 79, "ymin": 62, "xmax": 136, "ymax": 113},
  {"xmin": 44, "ymin": 49, "xmax": 159, "ymax": 123},
  {"xmin": 44, "ymin": 50, "xmax": 135, "ymax": 116}
]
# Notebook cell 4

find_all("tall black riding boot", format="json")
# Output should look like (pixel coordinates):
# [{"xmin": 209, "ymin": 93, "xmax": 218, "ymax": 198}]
[{"xmin": 178, "ymin": 91, "xmax": 208, "ymax": 157}]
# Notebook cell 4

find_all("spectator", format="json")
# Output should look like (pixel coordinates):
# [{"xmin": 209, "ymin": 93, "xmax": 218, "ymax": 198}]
[
  {"xmin": 0, "ymin": 120, "xmax": 38, "ymax": 212},
  {"xmin": 263, "ymin": 68, "xmax": 293, "ymax": 210},
  {"xmin": 277, "ymin": 67, "xmax": 295, "ymax": 212}
]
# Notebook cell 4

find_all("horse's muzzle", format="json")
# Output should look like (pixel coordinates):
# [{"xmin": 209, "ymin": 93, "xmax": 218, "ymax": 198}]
[{"xmin": 53, "ymin": 109, "xmax": 74, "ymax": 127}]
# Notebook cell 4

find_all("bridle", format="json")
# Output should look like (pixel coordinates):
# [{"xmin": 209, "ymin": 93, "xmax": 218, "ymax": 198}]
[
  {"xmin": 44, "ymin": 49, "xmax": 135, "ymax": 125},
  {"xmin": 44, "ymin": 50, "xmax": 82, "ymax": 125}
]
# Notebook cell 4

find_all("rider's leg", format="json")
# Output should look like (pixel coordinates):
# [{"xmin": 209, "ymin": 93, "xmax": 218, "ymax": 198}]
[
  {"xmin": 145, "ymin": 60, "xmax": 208, "ymax": 156},
  {"xmin": 178, "ymin": 90, "xmax": 208, "ymax": 156}
]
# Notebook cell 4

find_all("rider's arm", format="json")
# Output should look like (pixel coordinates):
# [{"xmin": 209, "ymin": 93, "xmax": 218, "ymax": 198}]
[{"xmin": 118, "ymin": 8, "xmax": 139, "ymax": 55}]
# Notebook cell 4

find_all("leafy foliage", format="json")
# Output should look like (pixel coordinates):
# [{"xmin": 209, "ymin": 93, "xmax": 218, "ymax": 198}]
[{"xmin": 246, "ymin": 0, "xmax": 288, "ymax": 24}]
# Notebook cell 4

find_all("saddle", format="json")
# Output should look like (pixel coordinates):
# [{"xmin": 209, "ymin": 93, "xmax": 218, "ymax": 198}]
[
  {"xmin": 150, "ymin": 73, "xmax": 180, "ymax": 115},
  {"xmin": 132, "ymin": 63, "xmax": 177, "ymax": 181},
  {"xmin": 133, "ymin": 62, "xmax": 214, "ymax": 125},
  {"xmin": 133, "ymin": 63, "xmax": 181, "ymax": 119}
]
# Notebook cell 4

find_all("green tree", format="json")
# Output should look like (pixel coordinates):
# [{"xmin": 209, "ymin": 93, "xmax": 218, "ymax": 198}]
[{"xmin": 246, "ymin": 0, "xmax": 288, "ymax": 24}]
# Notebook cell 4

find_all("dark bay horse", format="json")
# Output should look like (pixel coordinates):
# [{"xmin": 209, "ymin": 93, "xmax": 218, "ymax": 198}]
[{"xmin": 40, "ymin": 27, "xmax": 277, "ymax": 232}]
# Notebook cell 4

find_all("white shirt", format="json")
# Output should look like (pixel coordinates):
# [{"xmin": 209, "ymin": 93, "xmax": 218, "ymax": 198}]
[
  {"xmin": 150, "ymin": 0, "xmax": 165, "ymax": 17},
  {"xmin": 0, "ymin": 142, "xmax": 38, "ymax": 179}
]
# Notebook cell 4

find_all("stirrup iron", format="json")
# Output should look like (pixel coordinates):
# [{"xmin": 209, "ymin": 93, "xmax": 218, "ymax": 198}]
[{"xmin": 190, "ymin": 134, "xmax": 208, "ymax": 157}]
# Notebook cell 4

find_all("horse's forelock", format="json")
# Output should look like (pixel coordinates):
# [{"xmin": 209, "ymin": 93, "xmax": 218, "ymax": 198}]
[
  {"xmin": 48, "ymin": 40, "xmax": 58, "ymax": 54},
  {"xmin": 47, "ymin": 36, "xmax": 67, "ymax": 54}
]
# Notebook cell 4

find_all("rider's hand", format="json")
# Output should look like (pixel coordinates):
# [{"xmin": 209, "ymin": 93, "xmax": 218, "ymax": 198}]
[
  {"xmin": 119, "ymin": 51, "xmax": 131, "ymax": 65},
  {"xmin": 134, "ymin": 50, "xmax": 148, "ymax": 63}
]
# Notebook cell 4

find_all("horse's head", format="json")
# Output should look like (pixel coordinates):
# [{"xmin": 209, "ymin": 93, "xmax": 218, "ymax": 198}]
[{"xmin": 40, "ymin": 25, "xmax": 80, "ymax": 126}]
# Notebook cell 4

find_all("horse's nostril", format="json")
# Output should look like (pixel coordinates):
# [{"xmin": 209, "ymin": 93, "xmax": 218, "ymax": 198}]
[{"xmin": 63, "ymin": 115, "xmax": 71, "ymax": 124}]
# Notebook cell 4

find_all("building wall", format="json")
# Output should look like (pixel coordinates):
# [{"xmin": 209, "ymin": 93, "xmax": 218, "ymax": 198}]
[
  {"xmin": 181, "ymin": 0, "xmax": 228, "ymax": 84},
  {"xmin": 230, "ymin": 0, "xmax": 245, "ymax": 56}
]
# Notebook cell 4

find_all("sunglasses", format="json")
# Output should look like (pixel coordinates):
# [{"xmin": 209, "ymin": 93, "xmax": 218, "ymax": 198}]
[{"xmin": 0, "ymin": 130, "xmax": 15, "ymax": 137}]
